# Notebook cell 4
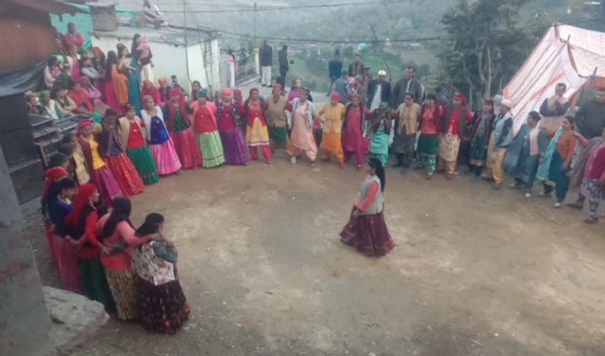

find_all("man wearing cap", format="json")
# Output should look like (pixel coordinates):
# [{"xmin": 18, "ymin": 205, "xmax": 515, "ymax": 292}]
[
  {"xmin": 483, "ymin": 98, "xmax": 514, "ymax": 188},
  {"xmin": 367, "ymin": 70, "xmax": 392, "ymax": 112}
]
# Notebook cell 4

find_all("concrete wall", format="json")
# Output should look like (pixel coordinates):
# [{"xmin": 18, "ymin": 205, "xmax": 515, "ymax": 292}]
[{"xmin": 0, "ymin": 146, "xmax": 54, "ymax": 356}]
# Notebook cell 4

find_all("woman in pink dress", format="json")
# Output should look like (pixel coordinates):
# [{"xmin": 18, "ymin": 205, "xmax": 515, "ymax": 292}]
[
  {"xmin": 287, "ymin": 89, "xmax": 318, "ymax": 166},
  {"xmin": 343, "ymin": 94, "xmax": 370, "ymax": 169},
  {"xmin": 140, "ymin": 96, "xmax": 182, "ymax": 175},
  {"xmin": 241, "ymin": 88, "xmax": 272, "ymax": 164}
]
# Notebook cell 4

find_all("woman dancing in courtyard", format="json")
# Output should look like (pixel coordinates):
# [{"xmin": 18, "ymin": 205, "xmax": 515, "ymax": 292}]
[
  {"xmin": 340, "ymin": 157, "xmax": 395, "ymax": 257},
  {"xmin": 133, "ymin": 213, "xmax": 190, "ymax": 333}
]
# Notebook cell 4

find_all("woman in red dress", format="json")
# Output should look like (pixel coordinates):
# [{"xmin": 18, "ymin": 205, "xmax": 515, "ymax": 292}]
[
  {"xmin": 343, "ymin": 94, "xmax": 370, "ymax": 169},
  {"xmin": 241, "ymin": 88, "xmax": 272, "ymax": 164},
  {"xmin": 165, "ymin": 87, "xmax": 203, "ymax": 169}
]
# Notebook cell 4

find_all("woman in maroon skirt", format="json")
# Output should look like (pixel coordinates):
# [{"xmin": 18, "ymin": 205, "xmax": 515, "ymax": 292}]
[
  {"xmin": 164, "ymin": 87, "xmax": 203, "ymax": 169},
  {"xmin": 341, "ymin": 157, "xmax": 395, "ymax": 257}
]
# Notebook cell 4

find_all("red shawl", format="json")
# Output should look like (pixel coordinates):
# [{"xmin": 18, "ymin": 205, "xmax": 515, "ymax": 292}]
[{"xmin": 141, "ymin": 80, "xmax": 162, "ymax": 106}]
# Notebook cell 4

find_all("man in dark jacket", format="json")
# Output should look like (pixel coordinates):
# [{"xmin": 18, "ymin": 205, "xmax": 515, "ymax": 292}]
[
  {"xmin": 277, "ymin": 45, "xmax": 289, "ymax": 88},
  {"xmin": 260, "ymin": 41, "xmax": 273, "ymax": 87},
  {"xmin": 328, "ymin": 49, "xmax": 343, "ymax": 91},
  {"xmin": 348, "ymin": 53, "xmax": 364, "ymax": 77},
  {"xmin": 392, "ymin": 66, "xmax": 424, "ymax": 108},
  {"xmin": 367, "ymin": 70, "xmax": 391, "ymax": 111},
  {"xmin": 576, "ymin": 88, "xmax": 605, "ymax": 139}
]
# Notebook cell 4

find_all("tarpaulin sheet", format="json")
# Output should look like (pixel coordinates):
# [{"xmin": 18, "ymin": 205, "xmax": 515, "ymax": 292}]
[{"xmin": 0, "ymin": 61, "xmax": 46, "ymax": 97}]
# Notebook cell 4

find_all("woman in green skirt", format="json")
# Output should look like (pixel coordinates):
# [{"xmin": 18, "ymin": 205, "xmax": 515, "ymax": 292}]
[
  {"xmin": 416, "ymin": 94, "xmax": 444, "ymax": 179},
  {"xmin": 118, "ymin": 105, "xmax": 160, "ymax": 184},
  {"xmin": 192, "ymin": 89, "xmax": 225, "ymax": 168},
  {"xmin": 65, "ymin": 183, "xmax": 116, "ymax": 312}
]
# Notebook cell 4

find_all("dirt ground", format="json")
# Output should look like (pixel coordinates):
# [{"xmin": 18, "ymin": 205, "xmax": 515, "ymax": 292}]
[{"xmin": 26, "ymin": 152, "xmax": 605, "ymax": 356}]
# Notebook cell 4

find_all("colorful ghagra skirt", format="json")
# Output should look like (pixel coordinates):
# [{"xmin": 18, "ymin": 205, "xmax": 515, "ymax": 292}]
[
  {"xmin": 149, "ymin": 139, "xmax": 182, "ymax": 176},
  {"xmin": 269, "ymin": 126, "xmax": 288, "ymax": 148},
  {"xmin": 340, "ymin": 208, "xmax": 395, "ymax": 257},
  {"xmin": 197, "ymin": 131, "xmax": 226, "ymax": 168},
  {"xmin": 137, "ymin": 276, "xmax": 190, "ymax": 334},
  {"xmin": 171, "ymin": 128, "xmax": 203, "ymax": 170},
  {"xmin": 127, "ymin": 146, "xmax": 160, "ymax": 185},
  {"xmin": 104, "ymin": 269, "xmax": 139, "ymax": 321},
  {"xmin": 106, "ymin": 153, "xmax": 145, "ymax": 196},
  {"xmin": 80, "ymin": 258, "xmax": 116, "ymax": 312},
  {"xmin": 93, "ymin": 166, "xmax": 123, "ymax": 204},
  {"xmin": 220, "ymin": 128, "xmax": 250, "ymax": 165}
]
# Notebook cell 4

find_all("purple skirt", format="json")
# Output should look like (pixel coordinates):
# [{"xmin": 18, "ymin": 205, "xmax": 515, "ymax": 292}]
[
  {"xmin": 340, "ymin": 208, "xmax": 395, "ymax": 257},
  {"xmin": 94, "ymin": 166, "xmax": 123, "ymax": 203},
  {"xmin": 220, "ymin": 129, "xmax": 250, "ymax": 165}
]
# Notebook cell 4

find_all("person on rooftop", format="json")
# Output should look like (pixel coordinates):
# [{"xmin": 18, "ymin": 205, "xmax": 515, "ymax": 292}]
[{"xmin": 64, "ymin": 22, "xmax": 85, "ymax": 50}]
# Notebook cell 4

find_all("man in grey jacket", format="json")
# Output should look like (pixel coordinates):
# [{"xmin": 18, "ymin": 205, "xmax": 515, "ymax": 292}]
[{"xmin": 391, "ymin": 66, "xmax": 424, "ymax": 108}]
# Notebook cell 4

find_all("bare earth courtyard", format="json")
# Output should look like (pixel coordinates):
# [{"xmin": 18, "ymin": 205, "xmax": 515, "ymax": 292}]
[{"xmin": 27, "ymin": 157, "xmax": 605, "ymax": 356}]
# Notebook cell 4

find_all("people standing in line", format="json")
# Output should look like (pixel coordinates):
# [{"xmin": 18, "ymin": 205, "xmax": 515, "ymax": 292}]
[
  {"xmin": 575, "ymin": 88, "xmax": 605, "ymax": 140},
  {"xmin": 348, "ymin": 53, "xmax": 364, "ymax": 77},
  {"xmin": 343, "ymin": 94, "xmax": 370, "ymax": 169},
  {"xmin": 64, "ymin": 183, "xmax": 115, "ymax": 312},
  {"xmin": 568, "ymin": 128, "xmax": 605, "ymax": 223},
  {"xmin": 97, "ymin": 109, "xmax": 145, "ymax": 196},
  {"xmin": 367, "ymin": 70, "xmax": 391, "ymax": 112},
  {"xmin": 392, "ymin": 93, "xmax": 421, "ymax": 173},
  {"xmin": 41, "ymin": 166, "xmax": 69, "ymax": 269},
  {"xmin": 118, "ymin": 105, "xmax": 160, "ymax": 185},
  {"xmin": 392, "ymin": 66, "xmax": 423, "ymax": 108},
  {"xmin": 215, "ymin": 88, "xmax": 249, "ymax": 165},
  {"xmin": 77, "ymin": 120, "xmax": 124, "ymax": 202},
  {"xmin": 133, "ymin": 213, "xmax": 190, "ymax": 334},
  {"xmin": 416, "ymin": 93, "xmax": 444, "ymax": 179},
  {"xmin": 328, "ymin": 49, "xmax": 343, "ymax": 95},
  {"xmin": 242, "ymin": 88, "xmax": 273, "ymax": 164},
  {"xmin": 287, "ymin": 89, "xmax": 319, "ymax": 166},
  {"xmin": 468, "ymin": 99, "xmax": 496, "ymax": 176},
  {"xmin": 260, "ymin": 41, "xmax": 273, "ymax": 87},
  {"xmin": 340, "ymin": 157, "xmax": 394, "ymax": 257},
  {"xmin": 539, "ymin": 83, "xmax": 569, "ymax": 117},
  {"xmin": 193, "ymin": 90, "xmax": 225, "ymax": 168},
  {"xmin": 504, "ymin": 111, "xmax": 547, "ymax": 199},
  {"xmin": 97, "ymin": 197, "xmax": 149, "ymax": 321},
  {"xmin": 570, "ymin": 129, "xmax": 605, "ymax": 192},
  {"xmin": 277, "ymin": 45, "xmax": 289, "ymax": 88},
  {"xmin": 140, "ymin": 96, "xmax": 182, "ymax": 176},
  {"xmin": 438, "ymin": 93, "xmax": 473, "ymax": 179},
  {"xmin": 318, "ymin": 92, "xmax": 346, "ymax": 168},
  {"xmin": 536, "ymin": 115, "xmax": 578, "ymax": 207},
  {"xmin": 367, "ymin": 103, "xmax": 392, "ymax": 167},
  {"xmin": 265, "ymin": 84, "xmax": 290, "ymax": 154},
  {"xmin": 164, "ymin": 87, "xmax": 203, "ymax": 170},
  {"xmin": 483, "ymin": 99, "xmax": 514, "ymax": 188},
  {"xmin": 332, "ymin": 71, "xmax": 350, "ymax": 104}
]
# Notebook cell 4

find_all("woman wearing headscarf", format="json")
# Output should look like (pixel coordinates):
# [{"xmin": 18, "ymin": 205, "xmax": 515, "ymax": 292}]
[
  {"xmin": 242, "ymin": 88, "xmax": 273, "ymax": 164},
  {"xmin": 44, "ymin": 177, "xmax": 81, "ymax": 292},
  {"xmin": 158, "ymin": 78, "xmax": 170, "ymax": 104},
  {"xmin": 340, "ymin": 157, "xmax": 394, "ymax": 257},
  {"xmin": 79, "ymin": 76, "xmax": 104, "ymax": 108},
  {"xmin": 367, "ymin": 103, "xmax": 392, "ymax": 167},
  {"xmin": 96, "ymin": 109, "xmax": 144, "ymax": 196},
  {"xmin": 438, "ymin": 93, "xmax": 474, "ymax": 179},
  {"xmin": 41, "ymin": 166, "xmax": 70, "ymax": 269},
  {"xmin": 483, "ymin": 99, "xmax": 514, "ymax": 188},
  {"xmin": 504, "ymin": 111, "xmax": 547, "ymax": 198},
  {"xmin": 392, "ymin": 93, "xmax": 422, "ymax": 172},
  {"xmin": 64, "ymin": 184, "xmax": 115, "ymax": 311},
  {"xmin": 141, "ymin": 79, "xmax": 162, "ymax": 107},
  {"xmin": 266, "ymin": 84, "xmax": 290, "ymax": 153},
  {"xmin": 97, "ymin": 197, "xmax": 150, "ymax": 320},
  {"xmin": 416, "ymin": 93, "xmax": 443, "ymax": 179},
  {"xmin": 118, "ymin": 105, "xmax": 160, "ymax": 185},
  {"xmin": 318, "ymin": 92, "xmax": 346, "ymax": 167},
  {"xmin": 165, "ymin": 87, "xmax": 203, "ymax": 169},
  {"xmin": 141, "ymin": 96, "xmax": 182, "ymax": 175},
  {"xmin": 469, "ymin": 99, "xmax": 496, "ymax": 176},
  {"xmin": 287, "ymin": 89, "xmax": 318, "ymax": 165},
  {"xmin": 77, "ymin": 119, "xmax": 124, "ymax": 202},
  {"xmin": 69, "ymin": 80, "xmax": 94, "ymax": 116},
  {"xmin": 40, "ymin": 90, "xmax": 64, "ymax": 120},
  {"xmin": 216, "ymin": 88, "xmax": 249, "ymax": 165},
  {"xmin": 343, "ymin": 94, "xmax": 371, "ymax": 169},
  {"xmin": 106, "ymin": 50, "xmax": 128, "ymax": 112},
  {"xmin": 193, "ymin": 89, "xmax": 225, "ymax": 168},
  {"xmin": 133, "ymin": 213, "xmax": 190, "ymax": 333}
]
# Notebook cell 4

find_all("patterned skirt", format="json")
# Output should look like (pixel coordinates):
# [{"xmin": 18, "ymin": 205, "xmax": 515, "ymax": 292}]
[
  {"xmin": 340, "ymin": 209, "xmax": 395, "ymax": 257},
  {"xmin": 438, "ymin": 133, "xmax": 461, "ymax": 162},
  {"xmin": 137, "ymin": 276, "xmax": 190, "ymax": 334},
  {"xmin": 106, "ymin": 153, "xmax": 144, "ymax": 196},
  {"xmin": 149, "ymin": 139, "xmax": 182, "ymax": 176},
  {"xmin": 105, "ymin": 269, "xmax": 139, "ymax": 321},
  {"xmin": 127, "ymin": 146, "xmax": 160, "ymax": 185},
  {"xmin": 269, "ymin": 126, "xmax": 288, "ymax": 148},
  {"xmin": 197, "ymin": 131, "xmax": 226, "ymax": 168},
  {"xmin": 55, "ymin": 236, "xmax": 82, "ymax": 294},
  {"xmin": 220, "ymin": 129, "xmax": 250, "ymax": 165},
  {"xmin": 246, "ymin": 118, "xmax": 271, "ymax": 147},
  {"xmin": 171, "ymin": 128, "xmax": 203, "ymax": 170},
  {"xmin": 93, "ymin": 166, "xmax": 123, "ymax": 203},
  {"xmin": 80, "ymin": 258, "xmax": 116, "ymax": 312}
]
